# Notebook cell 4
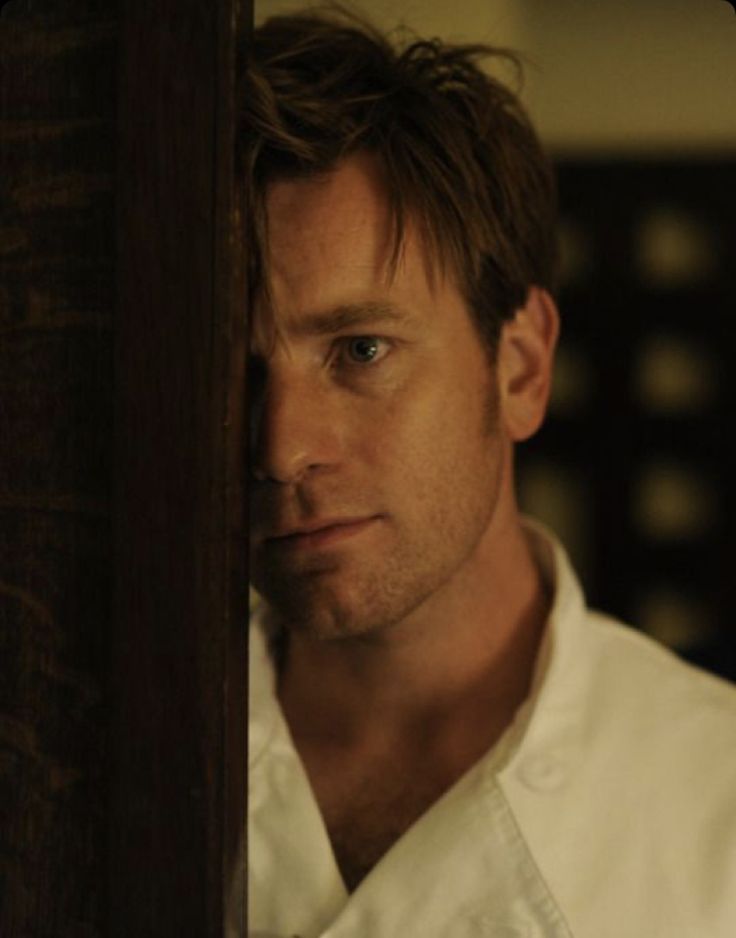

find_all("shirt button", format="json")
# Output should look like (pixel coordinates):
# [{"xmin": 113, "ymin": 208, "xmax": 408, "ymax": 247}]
[{"xmin": 518, "ymin": 752, "xmax": 567, "ymax": 791}]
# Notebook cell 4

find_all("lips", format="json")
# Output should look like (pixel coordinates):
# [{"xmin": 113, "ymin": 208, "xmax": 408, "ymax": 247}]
[
  {"xmin": 268, "ymin": 517, "xmax": 371, "ymax": 539},
  {"xmin": 264, "ymin": 516, "xmax": 379, "ymax": 551}
]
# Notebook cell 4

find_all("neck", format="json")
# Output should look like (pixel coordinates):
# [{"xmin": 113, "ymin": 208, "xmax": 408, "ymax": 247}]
[{"xmin": 278, "ymin": 507, "xmax": 550, "ymax": 763}]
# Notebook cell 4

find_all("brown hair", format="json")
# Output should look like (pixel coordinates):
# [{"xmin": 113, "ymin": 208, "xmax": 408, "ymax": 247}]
[{"xmin": 244, "ymin": 6, "xmax": 557, "ymax": 350}]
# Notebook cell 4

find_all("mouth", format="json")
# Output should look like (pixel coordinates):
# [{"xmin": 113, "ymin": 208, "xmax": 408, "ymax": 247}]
[{"xmin": 266, "ymin": 516, "xmax": 380, "ymax": 551}]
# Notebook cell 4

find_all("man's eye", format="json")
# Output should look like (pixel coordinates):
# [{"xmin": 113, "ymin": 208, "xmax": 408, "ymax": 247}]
[{"xmin": 341, "ymin": 336, "xmax": 386, "ymax": 365}]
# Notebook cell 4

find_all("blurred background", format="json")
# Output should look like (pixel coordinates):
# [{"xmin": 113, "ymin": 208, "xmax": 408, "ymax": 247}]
[{"xmin": 255, "ymin": 0, "xmax": 736, "ymax": 681}]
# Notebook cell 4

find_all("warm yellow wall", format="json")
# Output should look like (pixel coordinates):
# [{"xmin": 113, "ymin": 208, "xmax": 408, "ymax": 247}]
[
  {"xmin": 521, "ymin": 0, "xmax": 736, "ymax": 153},
  {"xmin": 255, "ymin": 0, "xmax": 736, "ymax": 153},
  {"xmin": 255, "ymin": 0, "xmax": 524, "ymax": 45}
]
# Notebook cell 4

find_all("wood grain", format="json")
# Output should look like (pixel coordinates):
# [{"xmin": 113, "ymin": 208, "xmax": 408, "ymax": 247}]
[
  {"xmin": 1, "ymin": 0, "xmax": 250, "ymax": 933},
  {"xmin": 112, "ymin": 0, "xmax": 249, "ymax": 934},
  {"xmin": 0, "ymin": 3, "xmax": 118, "ymax": 935}
]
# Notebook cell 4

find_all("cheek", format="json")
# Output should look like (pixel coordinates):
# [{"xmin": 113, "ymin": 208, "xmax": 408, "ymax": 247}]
[
  {"xmin": 340, "ymin": 332, "xmax": 499, "ymax": 471},
  {"xmin": 355, "ymin": 381, "xmax": 498, "ymax": 499}
]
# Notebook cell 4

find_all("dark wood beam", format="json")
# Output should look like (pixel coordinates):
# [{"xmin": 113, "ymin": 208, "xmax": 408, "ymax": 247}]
[
  {"xmin": 112, "ymin": 0, "xmax": 250, "ymax": 934},
  {"xmin": 0, "ymin": 3, "xmax": 118, "ymax": 934}
]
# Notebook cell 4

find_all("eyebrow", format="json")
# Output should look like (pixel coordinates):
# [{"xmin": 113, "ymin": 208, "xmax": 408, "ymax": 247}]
[{"xmin": 291, "ymin": 301, "xmax": 413, "ymax": 336}]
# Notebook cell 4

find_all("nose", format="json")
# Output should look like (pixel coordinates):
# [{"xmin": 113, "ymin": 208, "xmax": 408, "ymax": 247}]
[{"xmin": 250, "ymin": 365, "xmax": 340, "ymax": 484}]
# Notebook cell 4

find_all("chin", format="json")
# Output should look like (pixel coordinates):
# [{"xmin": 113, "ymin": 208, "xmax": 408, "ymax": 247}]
[
  {"xmin": 258, "ymin": 550, "xmax": 442, "ymax": 641},
  {"xmin": 260, "ymin": 575, "xmax": 366, "ymax": 640}
]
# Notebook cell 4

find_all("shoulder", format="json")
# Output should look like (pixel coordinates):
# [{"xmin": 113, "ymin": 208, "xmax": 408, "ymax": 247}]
[
  {"xmin": 585, "ymin": 609, "xmax": 736, "ymax": 741},
  {"xmin": 501, "ymin": 604, "xmax": 736, "ymax": 936},
  {"xmin": 579, "ymin": 611, "xmax": 736, "ymax": 808}
]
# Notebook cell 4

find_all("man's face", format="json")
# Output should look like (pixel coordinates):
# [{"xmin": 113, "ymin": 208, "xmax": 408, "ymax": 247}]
[{"xmin": 250, "ymin": 153, "xmax": 513, "ymax": 640}]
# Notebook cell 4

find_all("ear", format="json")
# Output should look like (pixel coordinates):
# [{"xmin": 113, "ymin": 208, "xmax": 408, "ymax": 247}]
[{"xmin": 496, "ymin": 286, "xmax": 560, "ymax": 442}]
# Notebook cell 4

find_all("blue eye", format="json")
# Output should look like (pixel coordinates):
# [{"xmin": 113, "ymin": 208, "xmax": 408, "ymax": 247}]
[{"xmin": 345, "ymin": 336, "xmax": 381, "ymax": 364}]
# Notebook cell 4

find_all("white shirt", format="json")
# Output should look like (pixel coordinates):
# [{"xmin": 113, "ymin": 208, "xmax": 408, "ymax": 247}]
[{"xmin": 248, "ymin": 522, "xmax": 736, "ymax": 937}]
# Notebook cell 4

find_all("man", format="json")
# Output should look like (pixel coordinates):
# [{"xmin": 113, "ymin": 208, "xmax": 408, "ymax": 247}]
[{"xmin": 245, "ymin": 10, "xmax": 736, "ymax": 937}]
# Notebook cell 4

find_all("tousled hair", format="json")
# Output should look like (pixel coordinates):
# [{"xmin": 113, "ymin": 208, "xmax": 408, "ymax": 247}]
[{"xmin": 244, "ymin": 6, "xmax": 557, "ymax": 350}]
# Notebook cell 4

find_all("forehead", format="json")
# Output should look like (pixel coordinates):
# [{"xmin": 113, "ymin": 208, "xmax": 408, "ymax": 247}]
[
  {"xmin": 253, "ymin": 153, "xmax": 449, "ymax": 352},
  {"xmin": 267, "ymin": 154, "xmax": 394, "ymax": 297},
  {"xmin": 267, "ymin": 152, "xmax": 389, "ymax": 247}
]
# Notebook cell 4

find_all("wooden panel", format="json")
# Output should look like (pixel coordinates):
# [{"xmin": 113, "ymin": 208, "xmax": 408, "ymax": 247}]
[
  {"xmin": 0, "ymin": 3, "xmax": 118, "ymax": 935},
  {"xmin": 1, "ymin": 0, "xmax": 250, "ymax": 933},
  {"xmin": 111, "ymin": 0, "xmax": 249, "ymax": 934}
]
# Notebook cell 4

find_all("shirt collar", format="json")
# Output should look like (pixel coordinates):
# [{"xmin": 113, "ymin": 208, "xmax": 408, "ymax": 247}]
[{"xmin": 484, "ymin": 518, "xmax": 591, "ymax": 777}]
